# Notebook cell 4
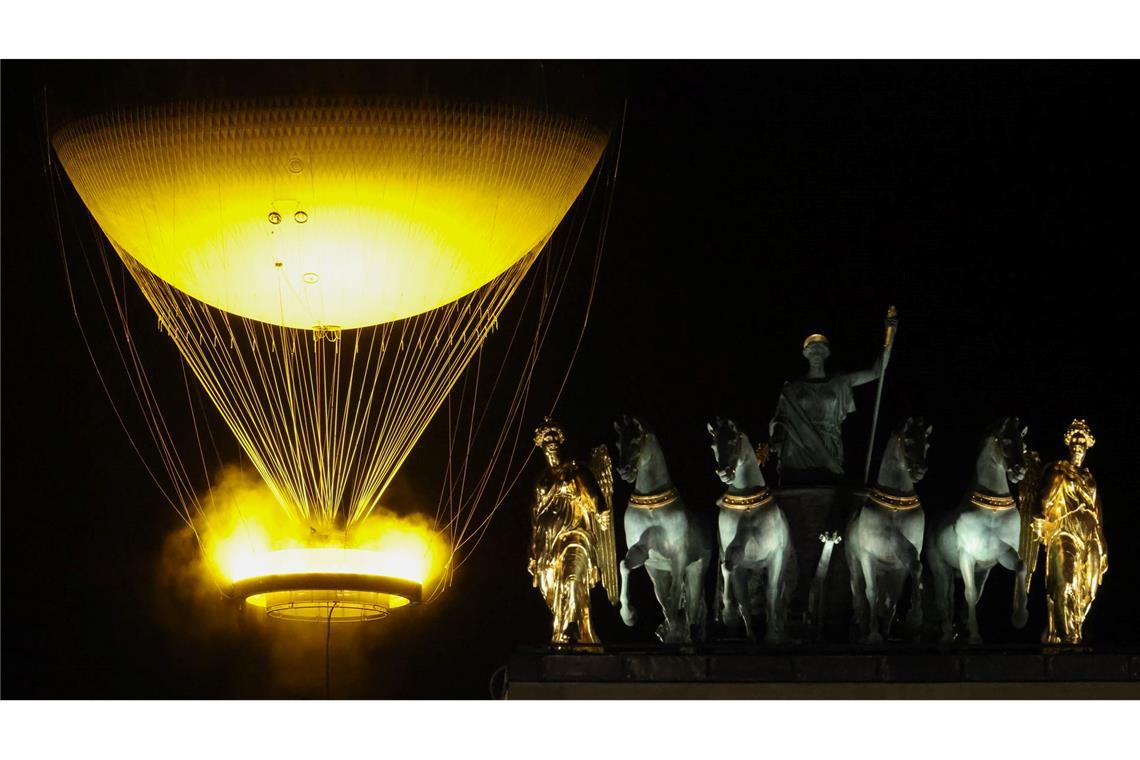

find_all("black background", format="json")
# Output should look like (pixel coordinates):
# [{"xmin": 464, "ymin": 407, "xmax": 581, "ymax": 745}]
[{"xmin": 3, "ymin": 61, "xmax": 1138, "ymax": 698}]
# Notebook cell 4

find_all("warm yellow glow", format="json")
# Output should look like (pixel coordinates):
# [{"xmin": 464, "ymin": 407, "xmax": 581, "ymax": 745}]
[
  {"xmin": 209, "ymin": 513, "xmax": 447, "ymax": 589},
  {"xmin": 242, "ymin": 591, "xmax": 411, "ymax": 614},
  {"xmin": 219, "ymin": 540, "xmax": 434, "ymax": 587},
  {"xmin": 53, "ymin": 98, "xmax": 608, "ymax": 329},
  {"xmin": 198, "ymin": 466, "xmax": 448, "ymax": 601}
]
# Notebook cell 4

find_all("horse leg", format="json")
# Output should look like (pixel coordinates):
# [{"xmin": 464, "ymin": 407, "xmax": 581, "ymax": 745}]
[
  {"xmin": 997, "ymin": 544, "xmax": 1028, "ymax": 629},
  {"xmin": 861, "ymin": 556, "xmax": 883, "ymax": 644},
  {"xmin": 887, "ymin": 563, "xmax": 916, "ymax": 640},
  {"xmin": 715, "ymin": 512, "xmax": 734, "ymax": 628},
  {"xmin": 685, "ymin": 557, "xmax": 708, "ymax": 643},
  {"xmin": 879, "ymin": 568, "xmax": 899, "ymax": 641},
  {"xmin": 848, "ymin": 544, "xmax": 869, "ymax": 642},
  {"xmin": 974, "ymin": 565, "xmax": 992, "ymax": 601},
  {"xmin": 724, "ymin": 536, "xmax": 749, "ymax": 633},
  {"xmin": 646, "ymin": 566, "xmax": 679, "ymax": 643},
  {"xmin": 619, "ymin": 559, "xmax": 637, "ymax": 627},
  {"xmin": 958, "ymin": 552, "xmax": 983, "ymax": 644},
  {"xmin": 765, "ymin": 555, "xmax": 790, "ymax": 645},
  {"xmin": 619, "ymin": 529, "xmax": 659, "ymax": 627},
  {"xmin": 779, "ymin": 543, "xmax": 798, "ymax": 640},
  {"xmin": 730, "ymin": 565, "xmax": 756, "ymax": 641},
  {"xmin": 902, "ymin": 540, "xmax": 924, "ymax": 638},
  {"xmin": 625, "ymin": 537, "xmax": 652, "ymax": 570},
  {"xmin": 725, "ymin": 537, "xmax": 755, "ymax": 640},
  {"xmin": 974, "ymin": 565, "xmax": 995, "ymax": 633},
  {"xmin": 670, "ymin": 555, "xmax": 691, "ymax": 643},
  {"xmin": 930, "ymin": 553, "xmax": 954, "ymax": 643},
  {"xmin": 720, "ymin": 551, "xmax": 741, "ymax": 628}
]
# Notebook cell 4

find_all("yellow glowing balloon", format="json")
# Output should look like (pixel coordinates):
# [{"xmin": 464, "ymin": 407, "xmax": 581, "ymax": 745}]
[{"xmin": 53, "ymin": 98, "xmax": 608, "ymax": 329}]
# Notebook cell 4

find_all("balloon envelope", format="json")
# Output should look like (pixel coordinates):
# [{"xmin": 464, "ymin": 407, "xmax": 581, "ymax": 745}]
[{"xmin": 54, "ymin": 98, "xmax": 608, "ymax": 329}]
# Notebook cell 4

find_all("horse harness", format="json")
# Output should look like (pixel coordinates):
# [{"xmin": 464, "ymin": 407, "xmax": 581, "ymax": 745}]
[
  {"xmin": 628, "ymin": 486, "xmax": 680, "ymax": 510},
  {"xmin": 868, "ymin": 488, "xmax": 922, "ymax": 512},
  {"xmin": 720, "ymin": 488, "xmax": 775, "ymax": 511},
  {"xmin": 968, "ymin": 491, "xmax": 1017, "ymax": 511}
]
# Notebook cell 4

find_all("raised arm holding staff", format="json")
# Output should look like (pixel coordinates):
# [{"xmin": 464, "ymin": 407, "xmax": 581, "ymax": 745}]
[{"xmin": 863, "ymin": 305, "xmax": 899, "ymax": 484}]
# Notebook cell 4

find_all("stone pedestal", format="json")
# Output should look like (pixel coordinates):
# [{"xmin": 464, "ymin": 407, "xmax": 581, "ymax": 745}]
[{"xmin": 506, "ymin": 646, "xmax": 1140, "ymax": 699}]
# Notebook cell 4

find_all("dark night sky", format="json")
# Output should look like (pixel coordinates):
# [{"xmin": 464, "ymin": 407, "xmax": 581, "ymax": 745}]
[{"xmin": 3, "ymin": 61, "xmax": 1139, "ymax": 698}]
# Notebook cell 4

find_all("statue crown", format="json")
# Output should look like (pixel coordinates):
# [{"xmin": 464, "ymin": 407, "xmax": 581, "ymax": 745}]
[
  {"xmin": 1064, "ymin": 419, "xmax": 1095, "ymax": 449},
  {"xmin": 534, "ymin": 417, "xmax": 566, "ymax": 448}
]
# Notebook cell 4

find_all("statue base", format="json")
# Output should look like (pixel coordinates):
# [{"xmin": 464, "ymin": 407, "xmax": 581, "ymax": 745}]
[{"xmin": 505, "ymin": 644, "xmax": 1140, "ymax": 698}]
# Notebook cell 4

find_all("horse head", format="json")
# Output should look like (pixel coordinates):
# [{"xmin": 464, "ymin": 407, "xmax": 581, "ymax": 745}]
[
  {"xmin": 897, "ymin": 416, "xmax": 933, "ymax": 483},
  {"xmin": 706, "ymin": 416, "xmax": 743, "ymax": 485},
  {"xmin": 613, "ymin": 414, "xmax": 646, "ymax": 484},
  {"xmin": 983, "ymin": 416, "xmax": 1029, "ymax": 484}
]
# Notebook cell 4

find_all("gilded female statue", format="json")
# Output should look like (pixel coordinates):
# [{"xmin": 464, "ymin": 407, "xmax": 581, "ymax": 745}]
[
  {"xmin": 529, "ymin": 419, "xmax": 619, "ymax": 645},
  {"xmin": 1023, "ymin": 419, "xmax": 1107, "ymax": 645}
]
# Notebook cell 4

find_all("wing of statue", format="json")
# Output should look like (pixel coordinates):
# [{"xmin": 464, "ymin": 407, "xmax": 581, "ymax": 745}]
[
  {"xmin": 754, "ymin": 441, "xmax": 770, "ymax": 468},
  {"xmin": 589, "ymin": 444, "xmax": 614, "ymax": 513},
  {"xmin": 589, "ymin": 444, "xmax": 620, "ymax": 606},
  {"xmin": 1017, "ymin": 450, "xmax": 1044, "ymax": 596}
]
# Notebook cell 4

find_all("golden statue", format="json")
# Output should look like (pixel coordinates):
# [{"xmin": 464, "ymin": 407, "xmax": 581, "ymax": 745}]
[
  {"xmin": 1020, "ymin": 419, "xmax": 1108, "ymax": 645},
  {"xmin": 529, "ymin": 419, "xmax": 620, "ymax": 645}
]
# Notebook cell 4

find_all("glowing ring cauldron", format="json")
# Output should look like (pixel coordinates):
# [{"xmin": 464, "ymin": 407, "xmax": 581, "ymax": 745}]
[{"xmin": 228, "ymin": 548, "xmax": 424, "ymax": 622}]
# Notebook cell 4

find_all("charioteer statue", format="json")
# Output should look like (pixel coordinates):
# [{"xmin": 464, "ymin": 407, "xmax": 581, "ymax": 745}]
[
  {"xmin": 1021, "ymin": 419, "xmax": 1108, "ymax": 645},
  {"xmin": 769, "ymin": 307, "xmax": 898, "ymax": 486},
  {"xmin": 529, "ymin": 419, "xmax": 620, "ymax": 646},
  {"xmin": 767, "ymin": 308, "xmax": 899, "ymax": 628}
]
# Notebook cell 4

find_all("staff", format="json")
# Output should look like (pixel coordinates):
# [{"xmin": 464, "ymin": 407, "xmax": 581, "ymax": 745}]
[{"xmin": 863, "ymin": 306, "xmax": 898, "ymax": 484}]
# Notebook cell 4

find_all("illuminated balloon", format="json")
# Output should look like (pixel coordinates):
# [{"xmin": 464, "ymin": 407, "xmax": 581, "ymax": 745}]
[
  {"xmin": 54, "ymin": 95, "xmax": 610, "ymax": 620},
  {"xmin": 54, "ymin": 99, "xmax": 607, "ymax": 329}
]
